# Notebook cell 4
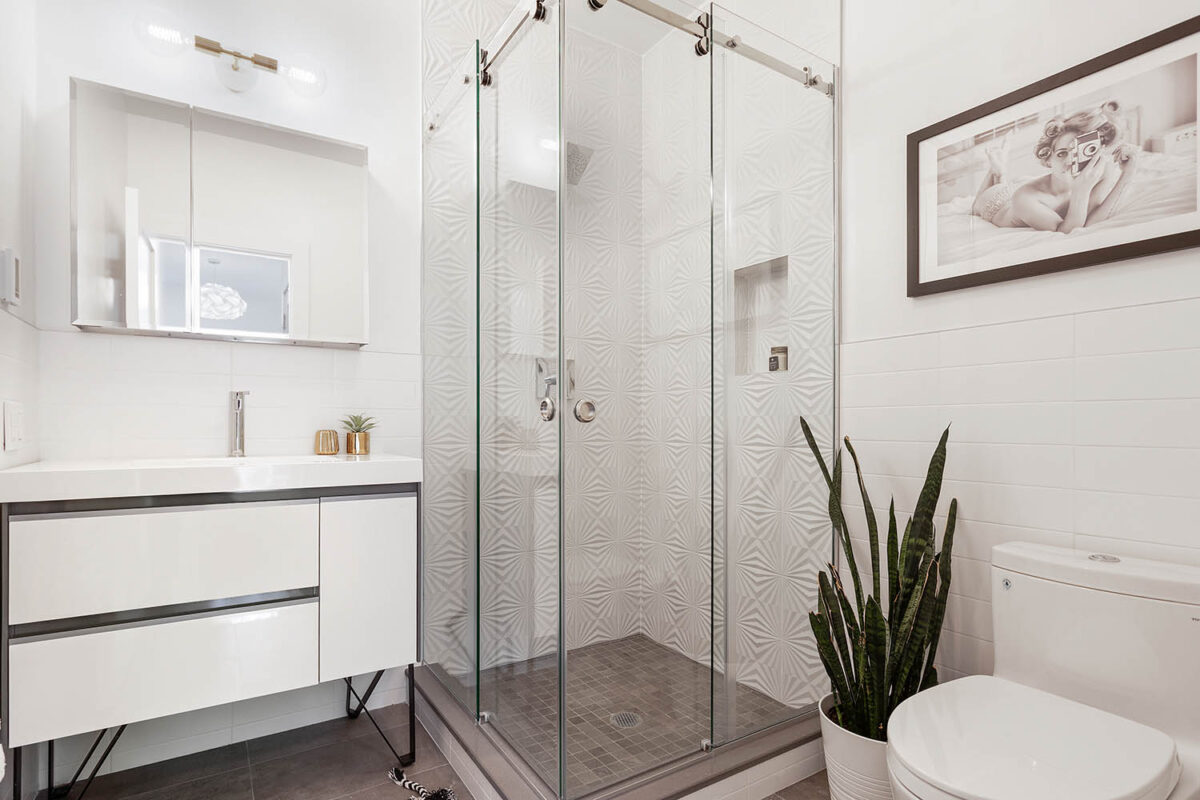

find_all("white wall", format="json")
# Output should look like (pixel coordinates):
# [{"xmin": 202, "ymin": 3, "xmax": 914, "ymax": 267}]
[
  {"xmin": 0, "ymin": 0, "xmax": 39, "ymax": 476},
  {"xmin": 841, "ymin": 0, "xmax": 1200, "ymax": 681},
  {"xmin": 16, "ymin": 0, "xmax": 423, "ymax": 788},
  {"xmin": 34, "ymin": 0, "xmax": 421, "ymax": 461}
]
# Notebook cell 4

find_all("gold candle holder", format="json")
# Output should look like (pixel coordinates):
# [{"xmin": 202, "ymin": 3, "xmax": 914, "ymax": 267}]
[{"xmin": 315, "ymin": 429, "xmax": 340, "ymax": 455}]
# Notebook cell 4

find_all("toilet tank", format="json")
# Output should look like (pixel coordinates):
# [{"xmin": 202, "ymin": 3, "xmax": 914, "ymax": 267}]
[{"xmin": 991, "ymin": 542, "xmax": 1200, "ymax": 745}]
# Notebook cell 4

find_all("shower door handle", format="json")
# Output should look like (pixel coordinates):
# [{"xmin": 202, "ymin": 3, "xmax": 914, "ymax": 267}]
[
  {"xmin": 540, "ymin": 374, "xmax": 557, "ymax": 422},
  {"xmin": 573, "ymin": 399, "xmax": 597, "ymax": 423}
]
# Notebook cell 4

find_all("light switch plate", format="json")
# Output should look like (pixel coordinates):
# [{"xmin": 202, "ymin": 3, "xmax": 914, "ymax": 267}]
[
  {"xmin": 0, "ymin": 249, "xmax": 21, "ymax": 307},
  {"xmin": 3, "ymin": 400, "xmax": 26, "ymax": 451}
]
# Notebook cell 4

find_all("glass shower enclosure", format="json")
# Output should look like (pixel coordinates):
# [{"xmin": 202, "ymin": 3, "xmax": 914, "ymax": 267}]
[{"xmin": 421, "ymin": 0, "xmax": 837, "ymax": 796}]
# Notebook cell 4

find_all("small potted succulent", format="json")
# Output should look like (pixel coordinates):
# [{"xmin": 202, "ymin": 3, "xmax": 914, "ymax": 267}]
[
  {"xmin": 341, "ymin": 414, "xmax": 377, "ymax": 455},
  {"xmin": 800, "ymin": 418, "xmax": 957, "ymax": 800}
]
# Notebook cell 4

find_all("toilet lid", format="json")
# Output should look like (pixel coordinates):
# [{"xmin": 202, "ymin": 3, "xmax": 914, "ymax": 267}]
[{"xmin": 887, "ymin": 675, "xmax": 1181, "ymax": 800}]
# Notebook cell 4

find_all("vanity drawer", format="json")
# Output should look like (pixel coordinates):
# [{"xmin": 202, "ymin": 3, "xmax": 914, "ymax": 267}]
[
  {"xmin": 9, "ymin": 500, "xmax": 319, "ymax": 625},
  {"xmin": 7, "ymin": 600, "xmax": 318, "ymax": 747}
]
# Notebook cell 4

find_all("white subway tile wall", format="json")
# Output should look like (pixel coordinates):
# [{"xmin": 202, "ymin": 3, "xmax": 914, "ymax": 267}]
[
  {"xmin": 36, "ymin": 331, "xmax": 420, "ymax": 461},
  {"xmin": 840, "ymin": 298, "xmax": 1200, "ymax": 681}
]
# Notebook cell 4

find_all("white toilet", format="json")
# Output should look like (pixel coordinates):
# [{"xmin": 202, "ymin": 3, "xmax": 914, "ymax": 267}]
[{"xmin": 887, "ymin": 542, "xmax": 1199, "ymax": 800}]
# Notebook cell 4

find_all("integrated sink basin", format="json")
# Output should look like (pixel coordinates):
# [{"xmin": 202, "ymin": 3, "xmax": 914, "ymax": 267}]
[{"xmin": 0, "ymin": 453, "xmax": 423, "ymax": 503}]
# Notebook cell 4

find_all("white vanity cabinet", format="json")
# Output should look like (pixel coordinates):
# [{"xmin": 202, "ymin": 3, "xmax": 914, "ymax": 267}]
[
  {"xmin": 319, "ymin": 494, "xmax": 418, "ymax": 680},
  {"xmin": 0, "ymin": 479, "xmax": 419, "ymax": 751}
]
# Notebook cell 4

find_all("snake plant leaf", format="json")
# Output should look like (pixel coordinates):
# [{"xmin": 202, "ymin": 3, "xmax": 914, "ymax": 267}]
[
  {"xmin": 864, "ymin": 596, "xmax": 888, "ymax": 739},
  {"xmin": 886, "ymin": 500, "xmax": 900, "ymax": 621},
  {"xmin": 890, "ymin": 556, "xmax": 940, "ymax": 707},
  {"xmin": 845, "ymin": 437, "xmax": 881, "ymax": 602},
  {"xmin": 820, "ymin": 571, "xmax": 854, "ymax": 685},
  {"xmin": 901, "ymin": 427, "xmax": 950, "ymax": 599},
  {"xmin": 829, "ymin": 453, "xmax": 866, "ymax": 619},
  {"xmin": 920, "ymin": 499, "xmax": 957, "ymax": 691},
  {"xmin": 889, "ymin": 547, "xmax": 935, "ymax": 665},
  {"xmin": 810, "ymin": 611, "xmax": 853, "ymax": 709},
  {"xmin": 896, "ymin": 516, "xmax": 913, "ymax": 617},
  {"xmin": 830, "ymin": 568, "xmax": 860, "ymax": 641},
  {"xmin": 800, "ymin": 417, "xmax": 833, "ymax": 489}
]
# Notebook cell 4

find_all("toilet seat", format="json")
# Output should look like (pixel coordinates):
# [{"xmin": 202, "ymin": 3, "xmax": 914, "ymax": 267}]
[{"xmin": 887, "ymin": 675, "xmax": 1181, "ymax": 800}]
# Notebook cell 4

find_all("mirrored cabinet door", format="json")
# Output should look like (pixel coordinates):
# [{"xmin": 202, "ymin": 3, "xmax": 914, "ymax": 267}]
[{"xmin": 71, "ymin": 78, "xmax": 369, "ymax": 347}]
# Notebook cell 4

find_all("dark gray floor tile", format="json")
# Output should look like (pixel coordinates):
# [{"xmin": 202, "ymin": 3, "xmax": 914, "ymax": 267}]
[
  {"xmin": 774, "ymin": 769, "xmax": 831, "ymax": 799},
  {"xmin": 247, "ymin": 704, "xmax": 413, "ymax": 765},
  {"xmin": 250, "ymin": 735, "xmax": 394, "ymax": 800},
  {"xmin": 62, "ymin": 742, "xmax": 248, "ymax": 800},
  {"xmin": 123, "ymin": 767, "xmax": 254, "ymax": 800},
  {"xmin": 249, "ymin": 722, "xmax": 446, "ymax": 800}
]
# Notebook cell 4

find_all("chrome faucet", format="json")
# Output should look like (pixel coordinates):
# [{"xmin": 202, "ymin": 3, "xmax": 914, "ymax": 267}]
[{"xmin": 230, "ymin": 391, "xmax": 249, "ymax": 457}]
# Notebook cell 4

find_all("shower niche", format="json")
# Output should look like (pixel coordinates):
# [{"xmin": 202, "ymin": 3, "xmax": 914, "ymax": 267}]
[
  {"xmin": 421, "ymin": 0, "xmax": 838, "ymax": 796},
  {"xmin": 734, "ymin": 256, "xmax": 789, "ymax": 376}
]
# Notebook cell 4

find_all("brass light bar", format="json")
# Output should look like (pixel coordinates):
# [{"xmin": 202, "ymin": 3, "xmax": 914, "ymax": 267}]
[{"xmin": 194, "ymin": 35, "xmax": 279, "ymax": 72}]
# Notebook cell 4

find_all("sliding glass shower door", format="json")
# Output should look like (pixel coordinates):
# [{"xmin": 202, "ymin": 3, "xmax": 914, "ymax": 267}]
[
  {"xmin": 476, "ymin": 7, "xmax": 563, "ymax": 791},
  {"xmin": 420, "ymin": 1, "xmax": 838, "ymax": 796},
  {"xmin": 560, "ymin": 0, "xmax": 715, "ymax": 794}
]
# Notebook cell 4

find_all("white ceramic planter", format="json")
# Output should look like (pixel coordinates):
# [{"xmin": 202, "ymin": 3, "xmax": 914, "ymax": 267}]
[{"xmin": 820, "ymin": 694, "xmax": 892, "ymax": 800}]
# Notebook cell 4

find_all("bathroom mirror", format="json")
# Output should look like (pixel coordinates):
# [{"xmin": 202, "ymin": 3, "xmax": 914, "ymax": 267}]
[{"xmin": 71, "ymin": 79, "xmax": 369, "ymax": 346}]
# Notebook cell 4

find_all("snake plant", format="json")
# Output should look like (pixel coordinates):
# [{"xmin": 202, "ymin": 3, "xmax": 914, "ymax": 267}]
[{"xmin": 802, "ymin": 418, "xmax": 957, "ymax": 741}]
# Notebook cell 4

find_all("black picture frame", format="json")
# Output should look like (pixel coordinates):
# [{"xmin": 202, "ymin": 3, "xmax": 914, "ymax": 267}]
[{"xmin": 907, "ymin": 15, "xmax": 1200, "ymax": 297}]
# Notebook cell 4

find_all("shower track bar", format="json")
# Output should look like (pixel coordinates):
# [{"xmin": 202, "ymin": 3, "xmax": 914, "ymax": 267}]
[
  {"xmin": 601, "ymin": 0, "xmax": 835, "ymax": 96},
  {"xmin": 482, "ymin": 0, "xmax": 541, "ymax": 77}
]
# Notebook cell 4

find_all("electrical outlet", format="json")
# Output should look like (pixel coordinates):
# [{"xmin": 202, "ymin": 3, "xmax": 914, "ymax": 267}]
[{"xmin": 3, "ymin": 400, "xmax": 26, "ymax": 451}]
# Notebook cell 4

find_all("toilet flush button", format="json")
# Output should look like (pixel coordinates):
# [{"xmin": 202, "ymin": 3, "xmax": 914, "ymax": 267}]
[{"xmin": 1089, "ymin": 554, "xmax": 1121, "ymax": 563}]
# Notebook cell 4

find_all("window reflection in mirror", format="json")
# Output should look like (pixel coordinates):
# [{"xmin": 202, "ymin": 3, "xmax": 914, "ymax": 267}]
[{"xmin": 71, "ymin": 79, "xmax": 368, "ymax": 346}]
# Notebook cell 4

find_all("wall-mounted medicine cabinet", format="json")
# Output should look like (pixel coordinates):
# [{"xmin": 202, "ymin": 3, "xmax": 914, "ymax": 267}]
[{"xmin": 71, "ymin": 78, "xmax": 369, "ymax": 347}]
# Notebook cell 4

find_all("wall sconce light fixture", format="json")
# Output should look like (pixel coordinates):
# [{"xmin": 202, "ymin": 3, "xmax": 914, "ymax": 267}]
[{"xmin": 136, "ymin": 18, "xmax": 326, "ymax": 97}]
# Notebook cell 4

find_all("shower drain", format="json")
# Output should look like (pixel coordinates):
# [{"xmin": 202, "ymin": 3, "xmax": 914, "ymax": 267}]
[{"xmin": 610, "ymin": 711, "xmax": 642, "ymax": 729}]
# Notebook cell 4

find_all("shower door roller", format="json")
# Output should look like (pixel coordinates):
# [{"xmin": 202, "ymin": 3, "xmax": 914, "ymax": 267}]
[{"xmin": 573, "ymin": 399, "xmax": 597, "ymax": 423}]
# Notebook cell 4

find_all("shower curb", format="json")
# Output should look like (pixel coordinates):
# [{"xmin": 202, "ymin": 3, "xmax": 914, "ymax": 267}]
[{"xmin": 413, "ymin": 665, "xmax": 822, "ymax": 800}]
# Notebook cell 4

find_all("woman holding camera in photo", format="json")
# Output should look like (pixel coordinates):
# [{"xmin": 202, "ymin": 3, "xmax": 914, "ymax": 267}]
[{"xmin": 972, "ymin": 101, "xmax": 1140, "ymax": 233}]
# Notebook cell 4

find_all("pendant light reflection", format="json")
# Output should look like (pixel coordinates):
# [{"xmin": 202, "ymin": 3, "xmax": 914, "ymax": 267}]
[
  {"xmin": 282, "ymin": 55, "xmax": 327, "ymax": 98},
  {"xmin": 134, "ymin": 15, "xmax": 192, "ymax": 57}
]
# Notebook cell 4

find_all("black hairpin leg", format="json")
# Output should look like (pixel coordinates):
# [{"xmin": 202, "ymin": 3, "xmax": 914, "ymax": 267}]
[
  {"xmin": 344, "ymin": 664, "xmax": 416, "ymax": 769},
  {"xmin": 46, "ymin": 724, "xmax": 127, "ymax": 800},
  {"xmin": 12, "ymin": 746, "xmax": 21, "ymax": 800}
]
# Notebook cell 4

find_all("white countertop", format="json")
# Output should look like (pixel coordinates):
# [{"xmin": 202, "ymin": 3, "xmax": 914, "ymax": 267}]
[{"xmin": 0, "ymin": 454, "xmax": 422, "ymax": 504}]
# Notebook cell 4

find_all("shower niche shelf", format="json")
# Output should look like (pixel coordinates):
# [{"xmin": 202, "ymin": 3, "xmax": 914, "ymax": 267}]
[{"xmin": 734, "ymin": 255, "xmax": 789, "ymax": 376}]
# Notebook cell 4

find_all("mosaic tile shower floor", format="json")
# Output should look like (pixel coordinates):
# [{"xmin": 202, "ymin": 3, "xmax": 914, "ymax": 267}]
[{"xmin": 479, "ymin": 634, "xmax": 796, "ymax": 795}]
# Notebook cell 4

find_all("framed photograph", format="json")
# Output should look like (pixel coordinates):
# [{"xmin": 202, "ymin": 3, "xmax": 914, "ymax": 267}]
[{"xmin": 908, "ymin": 16, "xmax": 1200, "ymax": 296}]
